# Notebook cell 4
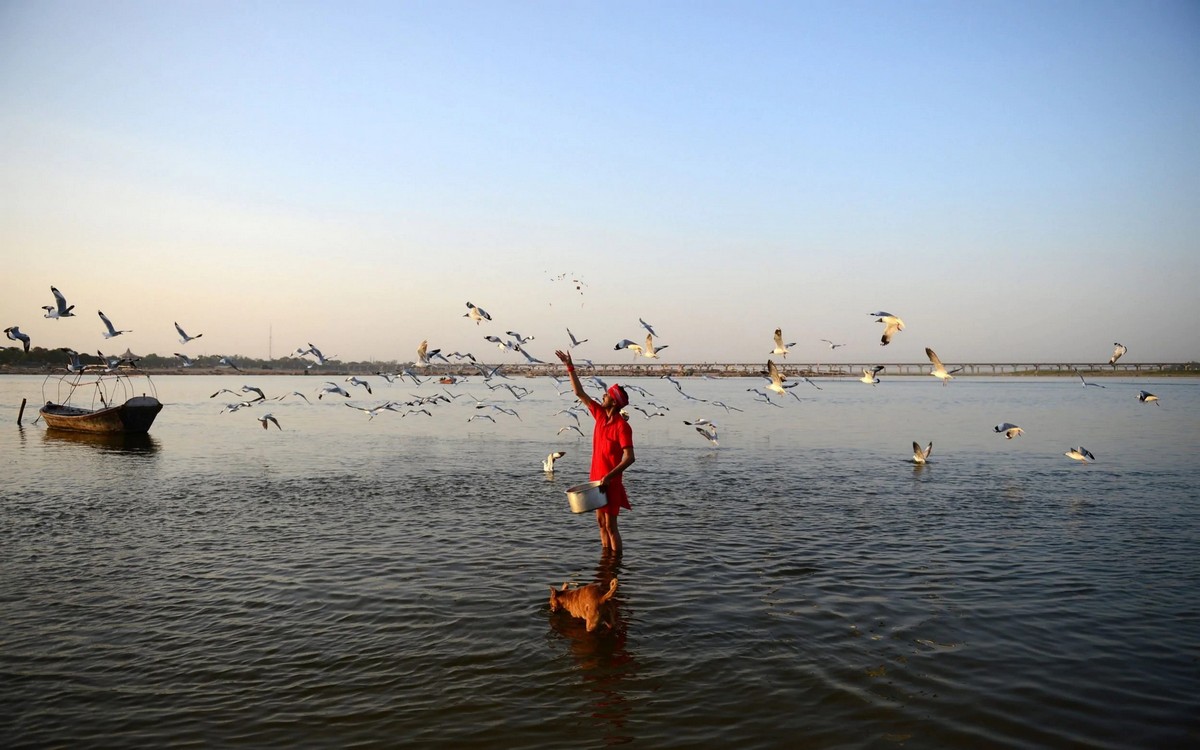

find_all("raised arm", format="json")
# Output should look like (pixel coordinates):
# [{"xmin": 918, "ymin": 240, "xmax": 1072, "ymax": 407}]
[{"xmin": 555, "ymin": 349, "xmax": 596, "ymax": 409}]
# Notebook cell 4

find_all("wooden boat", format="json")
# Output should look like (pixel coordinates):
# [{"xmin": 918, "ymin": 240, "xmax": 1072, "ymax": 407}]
[{"xmin": 39, "ymin": 368, "xmax": 163, "ymax": 434}]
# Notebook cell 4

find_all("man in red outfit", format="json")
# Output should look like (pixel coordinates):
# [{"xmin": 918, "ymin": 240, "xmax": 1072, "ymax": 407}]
[{"xmin": 555, "ymin": 349, "xmax": 636, "ymax": 554}]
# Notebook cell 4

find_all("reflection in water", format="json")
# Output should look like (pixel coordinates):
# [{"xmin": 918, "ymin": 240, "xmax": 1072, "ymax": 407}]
[
  {"xmin": 548, "ymin": 551, "xmax": 636, "ymax": 745},
  {"xmin": 42, "ymin": 428, "xmax": 160, "ymax": 454}
]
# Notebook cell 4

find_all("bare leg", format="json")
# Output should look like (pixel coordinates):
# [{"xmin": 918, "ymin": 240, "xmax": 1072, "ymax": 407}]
[{"xmin": 595, "ymin": 511, "xmax": 624, "ymax": 552}]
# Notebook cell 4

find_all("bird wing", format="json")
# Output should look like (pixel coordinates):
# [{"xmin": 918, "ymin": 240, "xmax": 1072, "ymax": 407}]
[{"xmin": 925, "ymin": 347, "xmax": 945, "ymax": 372}]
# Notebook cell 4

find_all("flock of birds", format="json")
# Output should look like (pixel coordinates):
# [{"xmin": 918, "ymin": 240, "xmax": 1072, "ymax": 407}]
[{"xmin": 8, "ymin": 287, "xmax": 1164, "ymax": 468}]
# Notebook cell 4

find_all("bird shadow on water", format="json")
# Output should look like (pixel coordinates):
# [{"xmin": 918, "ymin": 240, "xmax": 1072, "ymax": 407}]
[{"xmin": 547, "ymin": 550, "xmax": 637, "ymax": 745}]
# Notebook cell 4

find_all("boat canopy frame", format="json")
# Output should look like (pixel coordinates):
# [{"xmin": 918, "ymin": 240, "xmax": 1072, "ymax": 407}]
[{"xmin": 41, "ymin": 368, "xmax": 159, "ymax": 412}]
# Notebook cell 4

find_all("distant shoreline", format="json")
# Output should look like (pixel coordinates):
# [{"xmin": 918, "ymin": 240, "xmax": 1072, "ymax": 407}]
[{"xmin": 3, "ymin": 363, "xmax": 1196, "ymax": 378}]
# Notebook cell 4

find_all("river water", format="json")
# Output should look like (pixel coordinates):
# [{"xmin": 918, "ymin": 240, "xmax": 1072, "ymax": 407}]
[{"xmin": 1, "ymin": 373, "xmax": 1197, "ymax": 748}]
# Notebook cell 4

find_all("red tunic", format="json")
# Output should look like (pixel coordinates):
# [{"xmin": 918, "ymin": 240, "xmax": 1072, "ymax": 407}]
[{"xmin": 586, "ymin": 400, "xmax": 634, "ymax": 514}]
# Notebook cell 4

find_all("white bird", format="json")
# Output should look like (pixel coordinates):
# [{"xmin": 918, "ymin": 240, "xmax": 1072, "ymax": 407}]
[
  {"xmin": 346, "ymin": 376, "xmax": 373, "ymax": 394},
  {"xmin": 1137, "ymin": 390, "xmax": 1159, "ymax": 405},
  {"xmin": 869, "ymin": 311, "xmax": 904, "ymax": 346},
  {"xmin": 301, "ymin": 343, "xmax": 335, "ymax": 367},
  {"xmin": 860, "ymin": 365, "xmax": 884, "ymax": 385},
  {"xmin": 641, "ymin": 333, "xmax": 668, "ymax": 359},
  {"xmin": 926, "ymin": 347, "xmax": 962, "ymax": 385},
  {"xmin": 820, "ymin": 339, "xmax": 845, "ymax": 350},
  {"xmin": 258, "ymin": 413, "xmax": 282, "ymax": 430},
  {"xmin": 464, "ymin": 301, "xmax": 492, "ymax": 324},
  {"xmin": 211, "ymin": 388, "xmax": 242, "ymax": 399},
  {"xmin": 62, "ymin": 349, "xmax": 86, "ymax": 373},
  {"xmin": 273, "ymin": 391, "xmax": 312, "ymax": 404},
  {"xmin": 468, "ymin": 414, "xmax": 496, "ymax": 423},
  {"xmin": 318, "ymin": 382, "xmax": 350, "ymax": 399},
  {"xmin": 174, "ymin": 322, "xmax": 203, "ymax": 344},
  {"xmin": 765, "ymin": 359, "xmax": 796, "ymax": 396},
  {"xmin": 613, "ymin": 339, "xmax": 643, "ymax": 356},
  {"xmin": 174, "ymin": 352, "xmax": 195, "ymax": 367},
  {"xmin": 994, "ymin": 423, "xmax": 1024, "ymax": 439},
  {"xmin": 543, "ymin": 451, "xmax": 566, "ymax": 472},
  {"xmin": 5, "ymin": 326, "xmax": 30, "ymax": 352},
  {"xmin": 43, "ymin": 286, "xmax": 75, "ymax": 318},
  {"xmin": 771, "ymin": 328, "xmax": 796, "ymax": 358},
  {"xmin": 639, "ymin": 318, "xmax": 657, "ymax": 337},
  {"xmin": 218, "ymin": 356, "xmax": 241, "ymax": 371},
  {"xmin": 1109, "ymin": 343, "xmax": 1127, "ymax": 366},
  {"xmin": 1065, "ymin": 446, "xmax": 1096, "ymax": 463},
  {"xmin": 694, "ymin": 425, "xmax": 719, "ymax": 447},
  {"xmin": 557, "ymin": 424, "xmax": 585, "ymax": 437},
  {"xmin": 506, "ymin": 330, "xmax": 534, "ymax": 345},
  {"xmin": 1074, "ymin": 369, "xmax": 1106, "ymax": 388},
  {"xmin": 566, "ymin": 327, "xmax": 588, "ymax": 348},
  {"xmin": 241, "ymin": 385, "xmax": 267, "ymax": 402},
  {"xmin": 345, "ymin": 402, "xmax": 395, "ymax": 420},
  {"xmin": 98, "ymin": 310, "xmax": 131, "ymax": 338},
  {"xmin": 912, "ymin": 441, "xmax": 933, "ymax": 464}
]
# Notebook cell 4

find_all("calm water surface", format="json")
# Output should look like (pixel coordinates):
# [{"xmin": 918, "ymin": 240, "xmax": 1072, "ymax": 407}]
[{"xmin": 2, "ymin": 373, "xmax": 1198, "ymax": 748}]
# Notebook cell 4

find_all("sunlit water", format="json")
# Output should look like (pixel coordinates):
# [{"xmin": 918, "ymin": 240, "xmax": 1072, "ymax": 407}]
[{"xmin": 2, "ymin": 373, "xmax": 1198, "ymax": 748}]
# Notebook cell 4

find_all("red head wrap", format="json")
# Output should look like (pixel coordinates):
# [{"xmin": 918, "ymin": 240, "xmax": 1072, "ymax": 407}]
[{"xmin": 607, "ymin": 384, "xmax": 629, "ymax": 408}]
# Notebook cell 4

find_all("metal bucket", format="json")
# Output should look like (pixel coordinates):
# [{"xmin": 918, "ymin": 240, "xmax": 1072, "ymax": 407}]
[{"xmin": 565, "ymin": 480, "xmax": 608, "ymax": 513}]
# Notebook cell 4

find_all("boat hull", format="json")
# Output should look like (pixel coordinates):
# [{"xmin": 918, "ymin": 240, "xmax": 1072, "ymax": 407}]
[{"xmin": 40, "ymin": 396, "xmax": 163, "ymax": 434}]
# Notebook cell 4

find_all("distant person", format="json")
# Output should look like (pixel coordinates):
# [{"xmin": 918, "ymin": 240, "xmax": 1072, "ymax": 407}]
[{"xmin": 555, "ymin": 349, "xmax": 635, "ymax": 554}]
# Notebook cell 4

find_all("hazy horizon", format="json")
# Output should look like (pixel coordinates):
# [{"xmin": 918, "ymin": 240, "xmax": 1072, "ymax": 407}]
[{"xmin": 3, "ymin": 1, "xmax": 1198, "ymax": 366}]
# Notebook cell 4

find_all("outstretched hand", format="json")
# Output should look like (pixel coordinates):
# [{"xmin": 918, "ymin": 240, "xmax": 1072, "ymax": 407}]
[{"xmin": 555, "ymin": 350, "xmax": 573, "ymax": 366}]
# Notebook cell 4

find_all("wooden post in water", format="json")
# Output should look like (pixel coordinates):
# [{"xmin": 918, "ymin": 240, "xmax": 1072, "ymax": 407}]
[{"xmin": 18, "ymin": 397, "xmax": 27, "ymax": 426}]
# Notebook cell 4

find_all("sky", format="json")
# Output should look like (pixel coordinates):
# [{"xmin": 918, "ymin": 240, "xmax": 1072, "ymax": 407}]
[{"xmin": 2, "ymin": 0, "xmax": 1198, "ymax": 366}]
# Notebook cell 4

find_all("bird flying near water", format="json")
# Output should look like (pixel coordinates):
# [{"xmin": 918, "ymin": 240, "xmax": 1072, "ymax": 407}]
[
  {"xmin": 175, "ymin": 322, "xmax": 203, "ymax": 344},
  {"xmin": 926, "ymin": 347, "xmax": 962, "ymax": 385},
  {"xmin": 98, "ymin": 310, "xmax": 130, "ymax": 338},
  {"xmin": 869, "ymin": 311, "xmax": 904, "ymax": 346},
  {"xmin": 1109, "ymin": 343, "xmax": 1127, "ymax": 366},
  {"xmin": 43, "ymin": 286, "xmax": 75, "ymax": 318},
  {"xmin": 994, "ymin": 423, "xmax": 1024, "ymax": 439},
  {"xmin": 4, "ymin": 326, "xmax": 30, "ymax": 352}
]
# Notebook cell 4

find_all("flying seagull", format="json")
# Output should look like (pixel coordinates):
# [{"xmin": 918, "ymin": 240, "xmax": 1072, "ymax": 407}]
[
  {"xmin": 257, "ymin": 413, "xmax": 282, "ymax": 430},
  {"xmin": 43, "ymin": 286, "xmax": 75, "ymax": 318},
  {"xmin": 694, "ymin": 425, "xmax": 719, "ymax": 447},
  {"xmin": 318, "ymin": 382, "xmax": 350, "ymax": 399},
  {"xmin": 869, "ymin": 312, "xmax": 904, "ymax": 346},
  {"xmin": 1065, "ymin": 446, "xmax": 1096, "ymax": 463},
  {"xmin": 1108, "ymin": 343, "xmax": 1127, "ymax": 366},
  {"xmin": 175, "ymin": 322, "xmax": 203, "ymax": 344},
  {"xmin": 820, "ymin": 339, "xmax": 846, "ymax": 350},
  {"xmin": 639, "ymin": 318, "xmax": 657, "ymax": 337},
  {"xmin": 613, "ymin": 339, "xmax": 643, "ymax": 357},
  {"xmin": 860, "ymin": 365, "xmax": 884, "ymax": 385},
  {"xmin": 912, "ymin": 441, "xmax": 933, "ymax": 464},
  {"xmin": 464, "ymin": 301, "xmax": 492, "ymax": 324},
  {"xmin": 1137, "ymin": 390, "xmax": 1159, "ymax": 405},
  {"xmin": 241, "ymin": 385, "xmax": 267, "ymax": 402},
  {"xmin": 4, "ymin": 326, "xmax": 30, "ymax": 352},
  {"xmin": 926, "ymin": 347, "xmax": 962, "ymax": 385},
  {"xmin": 765, "ymin": 359, "xmax": 796, "ymax": 396},
  {"xmin": 641, "ymin": 333, "xmax": 668, "ymax": 359},
  {"xmin": 218, "ymin": 356, "xmax": 241, "ymax": 371},
  {"xmin": 543, "ymin": 451, "xmax": 566, "ymax": 473},
  {"xmin": 566, "ymin": 327, "xmax": 588, "ymax": 348},
  {"xmin": 771, "ymin": 328, "xmax": 796, "ymax": 358},
  {"xmin": 174, "ymin": 352, "xmax": 196, "ymax": 367},
  {"xmin": 994, "ymin": 423, "xmax": 1024, "ymax": 439},
  {"xmin": 1074, "ymin": 369, "xmax": 1105, "ymax": 388},
  {"xmin": 346, "ymin": 376, "xmax": 373, "ymax": 394},
  {"xmin": 98, "ymin": 310, "xmax": 131, "ymax": 338}
]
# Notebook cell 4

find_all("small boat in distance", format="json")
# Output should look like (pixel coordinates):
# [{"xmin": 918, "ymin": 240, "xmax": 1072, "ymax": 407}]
[{"xmin": 39, "ymin": 367, "xmax": 163, "ymax": 434}]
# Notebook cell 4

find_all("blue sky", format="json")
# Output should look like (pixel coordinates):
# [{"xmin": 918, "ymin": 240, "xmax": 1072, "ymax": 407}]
[{"xmin": 2, "ymin": 1, "xmax": 1197, "ymax": 365}]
